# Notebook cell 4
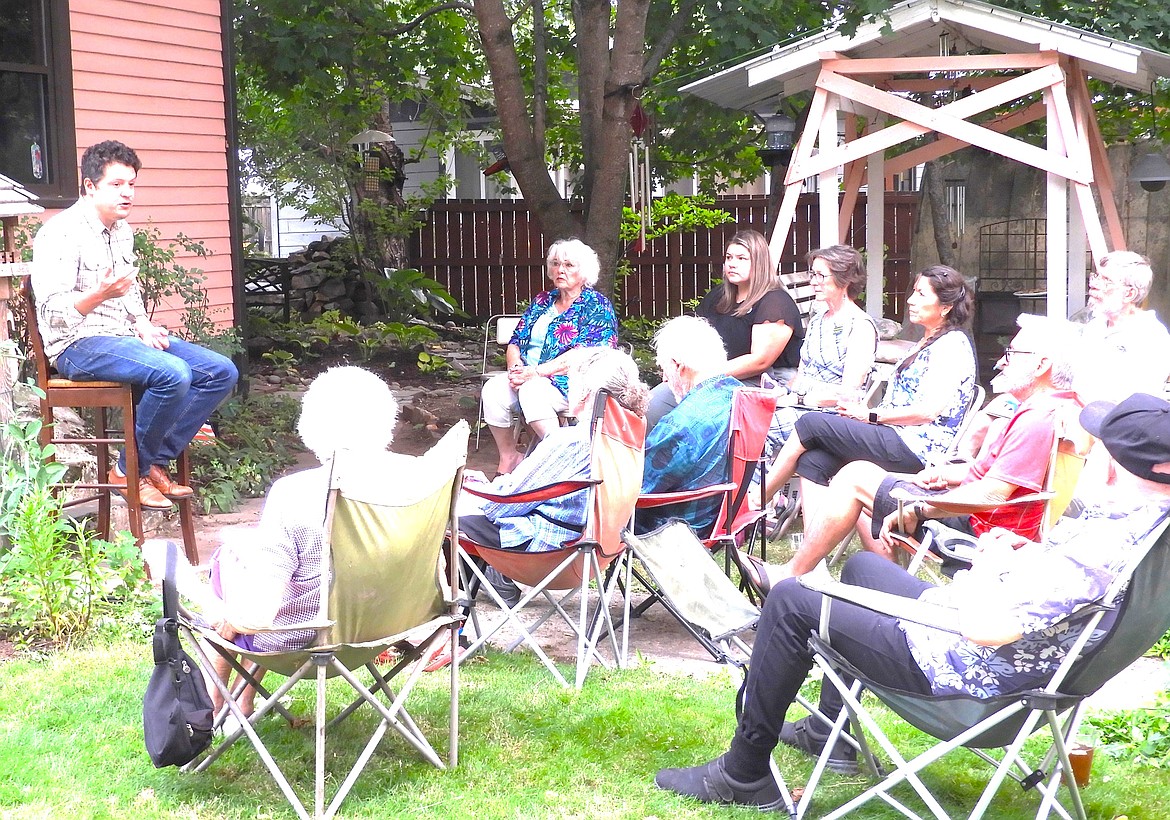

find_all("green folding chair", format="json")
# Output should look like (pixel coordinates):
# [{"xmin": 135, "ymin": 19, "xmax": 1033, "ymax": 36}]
[
  {"xmin": 789, "ymin": 514, "xmax": 1170, "ymax": 819},
  {"xmin": 173, "ymin": 422, "xmax": 468, "ymax": 820}
]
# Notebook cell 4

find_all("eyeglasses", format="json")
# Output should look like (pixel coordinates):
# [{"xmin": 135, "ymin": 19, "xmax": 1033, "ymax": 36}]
[
  {"xmin": 1089, "ymin": 271, "xmax": 1122, "ymax": 288},
  {"xmin": 808, "ymin": 271, "xmax": 827, "ymax": 283},
  {"xmin": 1000, "ymin": 347, "xmax": 1041, "ymax": 363}
]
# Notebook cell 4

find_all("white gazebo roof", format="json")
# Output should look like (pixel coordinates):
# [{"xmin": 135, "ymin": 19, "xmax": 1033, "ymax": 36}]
[
  {"xmin": 0, "ymin": 173, "xmax": 43, "ymax": 219},
  {"xmin": 683, "ymin": 0, "xmax": 1170, "ymax": 113}
]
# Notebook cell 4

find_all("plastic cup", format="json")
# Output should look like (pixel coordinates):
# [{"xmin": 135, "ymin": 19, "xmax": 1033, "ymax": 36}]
[{"xmin": 1068, "ymin": 743, "xmax": 1094, "ymax": 788}]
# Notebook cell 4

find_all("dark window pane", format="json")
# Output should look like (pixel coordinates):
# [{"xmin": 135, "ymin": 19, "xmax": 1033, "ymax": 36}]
[
  {"xmin": 0, "ymin": 0, "xmax": 44, "ymax": 65},
  {"xmin": 0, "ymin": 71, "xmax": 50, "ymax": 187}
]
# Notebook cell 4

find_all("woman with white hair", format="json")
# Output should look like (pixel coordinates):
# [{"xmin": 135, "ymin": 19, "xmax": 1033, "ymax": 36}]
[
  {"xmin": 464, "ymin": 348, "xmax": 647, "ymax": 603},
  {"xmin": 482, "ymin": 238, "xmax": 620, "ymax": 475},
  {"xmin": 200, "ymin": 366, "xmax": 400, "ymax": 712}
]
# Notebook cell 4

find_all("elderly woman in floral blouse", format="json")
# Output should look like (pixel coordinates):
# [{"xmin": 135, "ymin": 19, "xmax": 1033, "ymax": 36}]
[{"xmin": 481, "ymin": 238, "xmax": 619, "ymax": 475}]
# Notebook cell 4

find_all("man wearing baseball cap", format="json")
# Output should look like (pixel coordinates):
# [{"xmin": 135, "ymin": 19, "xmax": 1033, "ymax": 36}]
[{"xmin": 655, "ymin": 394, "xmax": 1170, "ymax": 810}]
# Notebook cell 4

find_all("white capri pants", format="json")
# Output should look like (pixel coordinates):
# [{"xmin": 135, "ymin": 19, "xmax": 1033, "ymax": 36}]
[{"xmin": 482, "ymin": 372, "xmax": 569, "ymax": 428}]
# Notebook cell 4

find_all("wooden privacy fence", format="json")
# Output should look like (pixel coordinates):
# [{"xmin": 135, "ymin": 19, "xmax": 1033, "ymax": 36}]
[{"xmin": 410, "ymin": 193, "xmax": 919, "ymax": 321}]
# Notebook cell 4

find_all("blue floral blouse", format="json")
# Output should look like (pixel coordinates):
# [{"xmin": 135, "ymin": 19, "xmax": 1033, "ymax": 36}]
[
  {"xmin": 881, "ymin": 330, "xmax": 976, "ymax": 464},
  {"xmin": 509, "ymin": 287, "xmax": 619, "ymax": 396}
]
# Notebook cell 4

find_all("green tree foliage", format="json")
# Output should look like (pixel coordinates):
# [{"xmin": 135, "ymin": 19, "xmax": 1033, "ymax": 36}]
[
  {"xmin": 470, "ymin": 0, "xmax": 847, "ymax": 290},
  {"xmin": 236, "ymin": 0, "xmax": 841, "ymax": 294},
  {"xmin": 235, "ymin": 0, "xmax": 482, "ymax": 264}
]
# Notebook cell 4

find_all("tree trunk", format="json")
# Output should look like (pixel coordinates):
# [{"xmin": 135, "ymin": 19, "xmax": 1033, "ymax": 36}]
[
  {"xmin": 475, "ymin": 0, "xmax": 651, "ymax": 298},
  {"xmin": 924, "ymin": 160, "xmax": 957, "ymax": 269},
  {"xmin": 473, "ymin": 0, "xmax": 580, "ymax": 245},
  {"xmin": 348, "ymin": 114, "xmax": 410, "ymax": 274}
]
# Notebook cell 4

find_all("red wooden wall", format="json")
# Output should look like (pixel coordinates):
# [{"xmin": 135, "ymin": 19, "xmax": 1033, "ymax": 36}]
[{"xmin": 37, "ymin": 0, "xmax": 235, "ymax": 328}]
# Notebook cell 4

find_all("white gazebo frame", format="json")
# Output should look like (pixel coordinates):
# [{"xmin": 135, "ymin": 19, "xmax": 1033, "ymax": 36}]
[{"xmin": 681, "ymin": 0, "xmax": 1170, "ymax": 319}]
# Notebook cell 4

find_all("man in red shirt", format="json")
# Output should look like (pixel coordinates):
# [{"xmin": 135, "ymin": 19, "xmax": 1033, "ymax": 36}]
[{"xmin": 747, "ymin": 314, "xmax": 1081, "ymax": 588}]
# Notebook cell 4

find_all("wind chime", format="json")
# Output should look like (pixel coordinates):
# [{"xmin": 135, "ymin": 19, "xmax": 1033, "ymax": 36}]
[{"xmin": 628, "ymin": 101, "xmax": 652, "ymax": 252}]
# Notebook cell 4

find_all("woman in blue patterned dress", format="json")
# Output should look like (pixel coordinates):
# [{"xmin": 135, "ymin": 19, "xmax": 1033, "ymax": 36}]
[
  {"xmin": 482, "ymin": 238, "xmax": 619, "ymax": 475},
  {"xmin": 762, "ymin": 265, "xmax": 977, "ymax": 513},
  {"xmin": 766, "ymin": 245, "xmax": 878, "ymax": 451}
]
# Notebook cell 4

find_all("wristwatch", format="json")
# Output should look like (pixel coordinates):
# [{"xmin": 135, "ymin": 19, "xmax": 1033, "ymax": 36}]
[{"xmin": 868, "ymin": 410, "xmax": 879, "ymax": 424}]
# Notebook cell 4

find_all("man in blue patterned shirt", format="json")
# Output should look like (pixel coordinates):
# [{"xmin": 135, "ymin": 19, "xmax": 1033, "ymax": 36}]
[
  {"xmin": 636, "ymin": 316, "xmax": 739, "ymax": 535},
  {"xmin": 656, "ymin": 393, "xmax": 1170, "ymax": 810}
]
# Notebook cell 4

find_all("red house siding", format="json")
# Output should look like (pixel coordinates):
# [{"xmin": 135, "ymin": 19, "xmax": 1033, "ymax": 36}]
[{"xmin": 39, "ymin": 0, "xmax": 236, "ymax": 328}]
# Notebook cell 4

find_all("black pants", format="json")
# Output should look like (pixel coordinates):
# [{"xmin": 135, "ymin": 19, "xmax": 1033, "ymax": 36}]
[
  {"xmin": 730, "ymin": 553, "xmax": 935, "ymax": 766},
  {"xmin": 871, "ymin": 476, "xmax": 972, "ymax": 541},
  {"xmin": 794, "ymin": 412, "xmax": 924, "ymax": 486}
]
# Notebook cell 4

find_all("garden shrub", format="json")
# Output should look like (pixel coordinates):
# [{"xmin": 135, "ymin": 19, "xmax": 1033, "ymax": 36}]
[
  {"xmin": 1087, "ymin": 688, "xmax": 1170, "ymax": 768},
  {"xmin": 187, "ymin": 392, "xmax": 302, "ymax": 513},
  {"xmin": 0, "ymin": 418, "xmax": 146, "ymax": 646}
]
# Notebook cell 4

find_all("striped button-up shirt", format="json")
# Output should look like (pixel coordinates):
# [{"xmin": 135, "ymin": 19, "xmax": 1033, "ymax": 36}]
[
  {"xmin": 480, "ymin": 424, "xmax": 592, "ymax": 550},
  {"xmin": 31, "ymin": 199, "xmax": 148, "ymax": 364}
]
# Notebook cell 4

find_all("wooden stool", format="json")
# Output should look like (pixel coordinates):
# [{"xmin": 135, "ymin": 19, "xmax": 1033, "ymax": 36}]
[{"xmin": 21, "ymin": 277, "xmax": 198, "ymax": 563}]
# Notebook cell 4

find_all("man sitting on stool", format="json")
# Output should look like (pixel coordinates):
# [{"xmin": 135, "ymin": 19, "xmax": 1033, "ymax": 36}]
[{"xmin": 31, "ymin": 140, "xmax": 238, "ymax": 508}]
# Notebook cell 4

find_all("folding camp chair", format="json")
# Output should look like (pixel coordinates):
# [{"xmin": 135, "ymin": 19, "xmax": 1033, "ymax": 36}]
[
  {"xmin": 475, "ymin": 313, "xmax": 522, "ymax": 450},
  {"xmin": 171, "ymin": 422, "xmax": 468, "ymax": 820},
  {"xmin": 785, "ymin": 514, "xmax": 1170, "ymax": 820},
  {"xmin": 457, "ymin": 390, "xmax": 645, "ymax": 689},
  {"xmin": 619, "ymin": 521, "xmax": 760, "ymax": 674}
]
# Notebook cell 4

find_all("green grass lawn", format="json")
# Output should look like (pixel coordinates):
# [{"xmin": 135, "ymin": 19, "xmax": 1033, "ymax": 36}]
[{"xmin": 1, "ymin": 639, "xmax": 1167, "ymax": 819}]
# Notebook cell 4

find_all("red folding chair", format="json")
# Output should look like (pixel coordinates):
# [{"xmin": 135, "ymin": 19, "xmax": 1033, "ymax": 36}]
[
  {"xmin": 456, "ymin": 390, "xmax": 645, "ymax": 688},
  {"xmin": 631, "ymin": 387, "xmax": 778, "ymax": 609}
]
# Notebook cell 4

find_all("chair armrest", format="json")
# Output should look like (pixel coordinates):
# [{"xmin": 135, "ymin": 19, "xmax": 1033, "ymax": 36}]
[
  {"xmin": 182, "ymin": 609, "xmax": 335, "ymax": 635},
  {"xmin": 636, "ymin": 483, "xmax": 736, "ymax": 508},
  {"xmin": 463, "ymin": 478, "xmax": 598, "ymax": 504},
  {"xmin": 239, "ymin": 619, "xmax": 335, "ymax": 633},
  {"xmin": 798, "ymin": 573, "xmax": 964, "ymax": 634},
  {"xmin": 889, "ymin": 485, "xmax": 1054, "ymax": 516}
]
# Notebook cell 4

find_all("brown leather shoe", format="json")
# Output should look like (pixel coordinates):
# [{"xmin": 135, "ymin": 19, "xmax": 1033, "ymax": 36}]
[
  {"xmin": 108, "ymin": 467, "xmax": 173, "ymax": 509},
  {"xmin": 147, "ymin": 464, "xmax": 194, "ymax": 499}
]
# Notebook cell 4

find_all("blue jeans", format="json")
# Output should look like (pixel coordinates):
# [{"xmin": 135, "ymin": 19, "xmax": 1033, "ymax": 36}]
[{"xmin": 56, "ymin": 335, "xmax": 238, "ymax": 477}]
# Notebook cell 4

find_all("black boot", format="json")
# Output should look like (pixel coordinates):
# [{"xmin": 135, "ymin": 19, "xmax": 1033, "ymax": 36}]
[{"xmin": 778, "ymin": 716, "xmax": 859, "ymax": 775}]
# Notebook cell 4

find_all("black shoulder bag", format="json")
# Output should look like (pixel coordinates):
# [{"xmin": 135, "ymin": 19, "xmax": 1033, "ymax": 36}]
[{"xmin": 143, "ymin": 541, "xmax": 215, "ymax": 768}]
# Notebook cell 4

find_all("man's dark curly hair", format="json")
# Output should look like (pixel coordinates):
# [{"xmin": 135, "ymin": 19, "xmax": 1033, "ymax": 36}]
[{"xmin": 80, "ymin": 140, "xmax": 140, "ymax": 190}]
